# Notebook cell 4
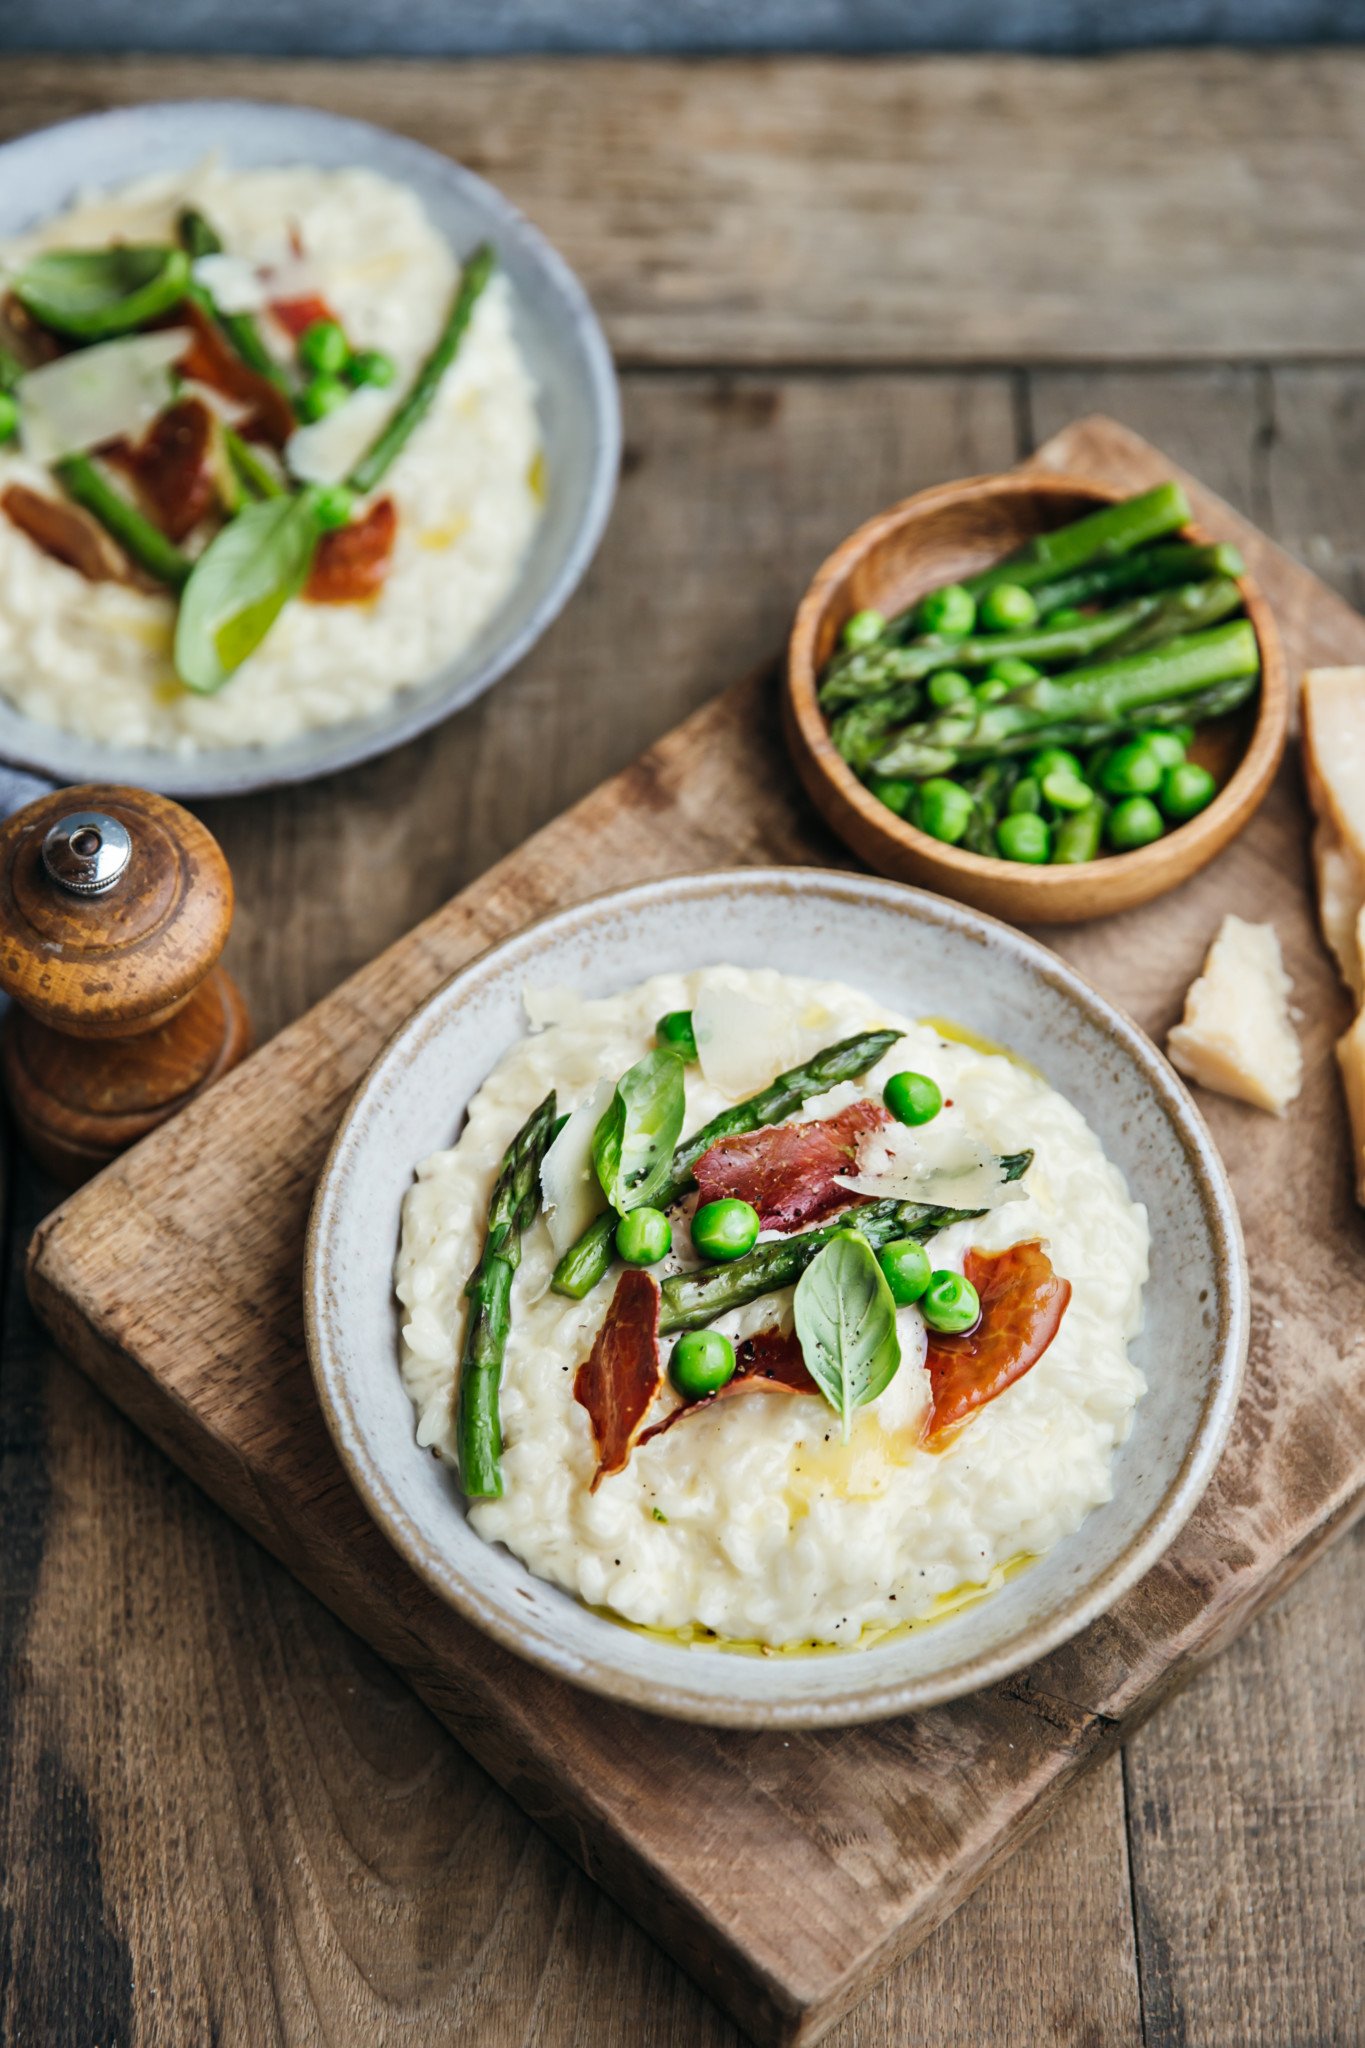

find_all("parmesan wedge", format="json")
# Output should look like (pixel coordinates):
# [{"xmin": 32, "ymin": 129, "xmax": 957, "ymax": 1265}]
[
  {"xmin": 1167, "ymin": 915, "xmax": 1302, "ymax": 1114},
  {"xmin": 1302, "ymin": 667, "xmax": 1365, "ymax": 1000}
]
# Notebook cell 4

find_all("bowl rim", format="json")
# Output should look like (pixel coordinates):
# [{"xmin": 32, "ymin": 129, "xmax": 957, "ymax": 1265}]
[
  {"xmin": 303, "ymin": 865, "xmax": 1250, "ymax": 1728},
  {"xmin": 784, "ymin": 469, "xmax": 1288, "ymax": 904},
  {"xmin": 0, "ymin": 98, "xmax": 621, "ymax": 798}
]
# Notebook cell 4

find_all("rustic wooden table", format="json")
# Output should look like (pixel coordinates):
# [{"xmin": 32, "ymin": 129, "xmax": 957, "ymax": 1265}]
[{"xmin": 1, "ymin": 49, "xmax": 1363, "ymax": 2047}]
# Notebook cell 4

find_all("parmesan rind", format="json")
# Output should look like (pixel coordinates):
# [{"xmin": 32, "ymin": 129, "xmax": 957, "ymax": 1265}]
[{"xmin": 1167, "ymin": 914, "xmax": 1302, "ymax": 1114}]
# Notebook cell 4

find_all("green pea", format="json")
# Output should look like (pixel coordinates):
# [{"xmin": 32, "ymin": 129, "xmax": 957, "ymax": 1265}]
[
  {"xmin": 920, "ymin": 1270, "xmax": 981, "ymax": 1334},
  {"xmin": 1107, "ymin": 795, "xmax": 1165, "ymax": 850},
  {"xmin": 1041, "ymin": 768, "xmax": 1094, "ymax": 813},
  {"xmin": 0, "ymin": 391, "xmax": 17, "ymax": 444},
  {"xmin": 867, "ymin": 775, "xmax": 915, "ymax": 818},
  {"xmin": 996, "ymin": 812, "xmax": 1051, "ymax": 862},
  {"xmin": 616, "ymin": 1206, "xmax": 672, "ymax": 1265},
  {"xmin": 670, "ymin": 1328, "xmax": 737, "ymax": 1400},
  {"xmin": 988, "ymin": 656, "xmax": 1043, "ymax": 688},
  {"xmin": 1100, "ymin": 738, "xmax": 1163, "ymax": 799},
  {"xmin": 298, "ymin": 319, "xmax": 350, "ymax": 376},
  {"xmin": 1160, "ymin": 761, "xmax": 1217, "ymax": 822},
  {"xmin": 884, "ymin": 1070, "xmax": 942, "ymax": 1126},
  {"xmin": 917, "ymin": 583, "xmax": 976, "ymax": 636},
  {"xmin": 656, "ymin": 1009, "xmax": 698, "ymax": 1061},
  {"xmin": 1168, "ymin": 723, "xmax": 1195, "ymax": 750},
  {"xmin": 1144, "ymin": 730, "xmax": 1187, "ymax": 769},
  {"xmin": 348, "ymin": 348, "xmax": 397, "ymax": 389},
  {"xmin": 1028, "ymin": 747, "xmax": 1084, "ymax": 783},
  {"xmin": 916, "ymin": 777, "xmax": 973, "ymax": 845},
  {"xmin": 979, "ymin": 582, "xmax": 1039, "ymax": 633},
  {"xmin": 691, "ymin": 1198, "xmax": 761, "ymax": 1262},
  {"xmin": 311, "ymin": 483, "xmax": 354, "ymax": 531},
  {"xmin": 926, "ymin": 668, "xmax": 972, "ymax": 708},
  {"xmin": 1042, "ymin": 606, "xmax": 1087, "ymax": 629},
  {"xmin": 297, "ymin": 373, "xmax": 351, "ymax": 423},
  {"xmin": 878, "ymin": 1237, "xmax": 932, "ymax": 1305},
  {"xmin": 842, "ymin": 608, "xmax": 886, "ymax": 650},
  {"xmin": 975, "ymin": 678, "xmax": 1010, "ymax": 705},
  {"xmin": 1008, "ymin": 777, "xmax": 1042, "ymax": 816}
]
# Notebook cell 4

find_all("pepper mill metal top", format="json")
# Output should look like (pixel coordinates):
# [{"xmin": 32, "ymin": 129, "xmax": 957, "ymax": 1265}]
[{"xmin": 41, "ymin": 810, "xmax": 133, "ymax": 896}]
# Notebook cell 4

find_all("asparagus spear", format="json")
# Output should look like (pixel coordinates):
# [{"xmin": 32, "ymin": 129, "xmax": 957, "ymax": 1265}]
[
  {"xmin": 960, "ymin": 759, "xmax": 1019, "ymax": 856},
  {"xmin": 457, "ymin": 1091, "xmax": 558, "ymax": 1499},
  {"xmin": 176, "ymin": 207, "xmax": 290, "ymax": 391},
  {"xmin": 53, "ymin": 455, "xmax": 193, "ymax": 588},
  {"xmin": 830, "ymin": 678, "xmax": 923, "ymax": 773},
  {"xmin": 1028, "ymin": 540, "xmax": 1244, "ymax": 616},
  {"xmin": 658, "ymin": 1152, "xmax": 1033, "ymax": 1334},
  {"xmin": 1093, "ymin": 575, "xmax": 1243, "ymax": 660},
  {"xmin": 961, "ymin": 482, "xmax": 1193, "ymax": 598},
  {"xmin": 870, "ymin": 621, "xmax": 1259, "ymax": 779},
  {"xmin": 224, "ymin": 428, "xmax": 286, "ymax": 500},
  {"xmin": 1050, "ymin": 799, "xmax": 1107, "ymax": 864},
  {"xmin": 551, "ymin": 1027, "xmax": 903, "ymax": 1300},
  {"xmin": 819, "ymin": 589, "xmax": 1172, "ymax": 711},
  {"xmin": 348, "ymin": 242, "xmax": 495, "ymax": 495}
]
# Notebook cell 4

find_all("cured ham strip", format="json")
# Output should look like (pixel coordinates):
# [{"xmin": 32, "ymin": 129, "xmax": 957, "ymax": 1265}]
[
  {"xmin": 638, "ymin": 1325, "xmax": 820, "ymax": 1446},
  {"xmin": 268, "ymin": 293, "xmax": 339, "ymax": 340},
  {"xmin": 175, "ymin": 299, "xmax": 294, "ymax": 446},
  {"xmin": 304, "ymin": 497, "xmax": 397, "ymax": 604},
  {"xmin": 574, "ymin": 1269, "xmax": 664, "ymax": 1491},
  {"xmin": 106, "ymin": 397, "xmax": 217, "ymax": 541},
  {"xmin": 693, "ymin": 1098, "xmax": 889, "ymax": 1232},
  {"xmin": 1, "ymin": 483, "xmax": 129, "ymax": 583},
  {"xmin": 924, "ymin": 1241, "xmax": 1071, "ymax": 1443}
]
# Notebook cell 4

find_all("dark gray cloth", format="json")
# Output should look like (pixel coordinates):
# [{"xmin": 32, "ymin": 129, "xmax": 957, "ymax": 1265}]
[{"xmin": 3, "ymin": 0, "xmax": 1363, "ymax": 55}]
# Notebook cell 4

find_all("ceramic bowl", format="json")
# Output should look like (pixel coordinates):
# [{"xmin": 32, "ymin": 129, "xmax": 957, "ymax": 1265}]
[
  {"xmin": 783, "ymin": 472, "xmax": 1288, "ymax": 924},
  {"xmin": 0, "ymin": 100, "xmax": 619, "ymax": 798},
  {"xmin": 305, "ymin": 868, "xmax": 1247, "ymax": 1729}
]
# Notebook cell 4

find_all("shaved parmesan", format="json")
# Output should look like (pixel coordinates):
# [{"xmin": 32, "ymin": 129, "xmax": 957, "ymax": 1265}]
[
  {"xmin": 190, "ymin": 252, "xmax": 269, "ymax": 313},
  {"xmin": 285, "ymin": 385, "xmax": 392, "ymax": 486},
  {"xmin": 539, "ymin": 1078, "xmax": 613, "ymax": 1256},
  {"xmin": 1167, "ymin": 914, "xmax": 1302, "ymax": 1114},
  {"xmin": 693, "ymin": 981, "xmax": 797, "ymax": 1101},
  {"xmin": 835, "ymin": 1118, "xmax": 1026, "ymax": 1210},
  {"xmin": 17, "ymin": 330, "xmax": 190, "ymax": 462}
]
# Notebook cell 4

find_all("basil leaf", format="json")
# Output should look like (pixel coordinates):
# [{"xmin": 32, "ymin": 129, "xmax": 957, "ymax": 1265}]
[
  {"xmin": 593, "ymin": 1049, "xmax": 686, "ymax": 1214},
  {"xmin": 12, "ymin": 246, "xmax": 191, "ymax": 341},
  {"xmin": 174, "ymin": 491, "xmax": 323, "ymax": 694},
  {"xmin": 794, "ymin": 1230, "xmax": 902, "ymax": 1443}
]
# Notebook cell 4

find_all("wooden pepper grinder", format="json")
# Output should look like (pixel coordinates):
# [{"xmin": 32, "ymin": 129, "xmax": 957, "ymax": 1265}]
[{"xmin": 0, "ymin": 784, "xmax": 252, "ymax": 1185}]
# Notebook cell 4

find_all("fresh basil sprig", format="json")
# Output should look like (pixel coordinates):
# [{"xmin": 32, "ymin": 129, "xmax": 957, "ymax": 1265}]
[
  {"xmin": 793, "ymin": 1230, "xmax": 902, "ymax": 1443},
  {"xmin": 593, "ymin": 1049, "xmax": 686, "ymax": 1214},
  {"xmin": 12, "ymin": 246, "xmax": 192, "ymax": 341},
  {"xmin": 174, "ymin": 489, "xmax": 325, "ymax": 694}
]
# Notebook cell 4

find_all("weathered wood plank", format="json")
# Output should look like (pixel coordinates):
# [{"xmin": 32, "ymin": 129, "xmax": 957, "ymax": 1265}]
[
  {"xmin": 6, "ymin": 52, "xmax": 1365, "ymax": 364},
  {"xmin": 20, "ymin": 416, "xmax": 1365, "ymax": 2045}
]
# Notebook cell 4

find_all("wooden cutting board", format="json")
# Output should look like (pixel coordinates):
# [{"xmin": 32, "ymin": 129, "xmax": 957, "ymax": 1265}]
[{"xmin": 25, "ymin": 417, "xmax": 1365, "ymax": 2048}]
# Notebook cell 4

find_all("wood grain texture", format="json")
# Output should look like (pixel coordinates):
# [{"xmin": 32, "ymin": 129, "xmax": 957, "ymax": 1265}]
[
  {"xmin": 8, "ymin": 51, "xmax": 1365, "ymax": 364},
  {"xmin": 17, "ymin": 415, "xmax": 1365, "ymax": 2045}
]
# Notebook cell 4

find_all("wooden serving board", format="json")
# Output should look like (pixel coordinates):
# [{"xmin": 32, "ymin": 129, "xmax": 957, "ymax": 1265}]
[{"xmin": 25, "ymin": 417, "xmax": 1365, "ymax": 2048}]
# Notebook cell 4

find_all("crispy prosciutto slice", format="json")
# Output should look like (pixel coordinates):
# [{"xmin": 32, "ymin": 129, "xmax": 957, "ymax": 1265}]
[
  {"xmin": 692, "ymin": 1098, "xmax": 889, "ymax": 1233},
  {"xmin": 175, "ymin": 298, "xmax": 294, "ymax": 446},
  {"xmin": 268, "ymin": 292, "xmax": 340, "ymax": 340},
  {"xmin": 105, "ymin": 396, "xmax": 218, "ymax": 541},
  {"xmin": 924, "ymin": 1241, "xmax": 1070, "ymax": 1444},
  {"xmin": 304, "ymin": 497, "xmax": 397, "ymax": 604},
  {"xmin": 638, "ymin": 1325, "xmax": 820, "ymax": 1446},
  {"xmin": 574, "ymin": 1268, "xmax": 664, "ymax": 1491}
]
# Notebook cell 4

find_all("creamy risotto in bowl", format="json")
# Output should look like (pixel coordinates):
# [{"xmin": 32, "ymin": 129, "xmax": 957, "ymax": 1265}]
[
  {"xmin": 0, "ymin": 102, "xmax": 618, "ymax": 794},
  {"xmin": 306, "ymin": 872, "xmax": 1248, "ymax": 1727}
]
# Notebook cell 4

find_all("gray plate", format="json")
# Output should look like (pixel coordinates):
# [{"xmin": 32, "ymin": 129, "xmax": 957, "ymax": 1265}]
[
  {"xmin": 305, "ymin": 869, "xmax": 1248, "ymax": 1728},
  {"xmin": 0, "ymin": 100, "xmax": 620, "ymax": 797}
]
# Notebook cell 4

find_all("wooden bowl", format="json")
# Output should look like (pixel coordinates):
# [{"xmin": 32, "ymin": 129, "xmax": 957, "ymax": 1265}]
[{"xmin": 783, "ymin": 472, "xmax": 1288, "ymax": 924}]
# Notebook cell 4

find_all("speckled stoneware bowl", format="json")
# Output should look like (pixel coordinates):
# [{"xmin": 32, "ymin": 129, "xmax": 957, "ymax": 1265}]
[
  {"xmin": 0, "ymin": 101, "xmax": 619, "ymax": 797},
  {"xmin": 305, "ymin": 869, "xmax": 1248, "ymax": 1729}
]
